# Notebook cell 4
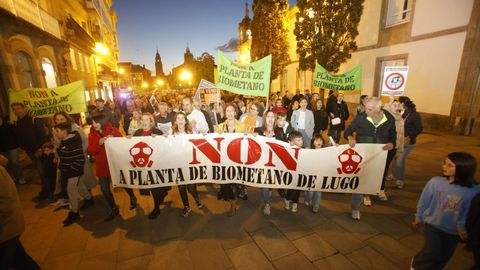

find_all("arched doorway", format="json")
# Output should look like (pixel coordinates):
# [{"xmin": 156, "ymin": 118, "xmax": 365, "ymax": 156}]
[
  {"xmin": 15, "ymin": 51, "xmax": 36, "ymax": 89},
  {"xmin": 42, "ymin": 57, "xmax": 57, "ymax": 88},
  {"xmin": 0, "ymin": 56, "xmax": 9, "ymax": 116}
]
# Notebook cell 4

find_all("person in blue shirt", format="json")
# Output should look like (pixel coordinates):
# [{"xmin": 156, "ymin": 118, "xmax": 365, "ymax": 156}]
[{"xmin": 412, "ymin": 152, "xmax": 479, "ymax": 270}]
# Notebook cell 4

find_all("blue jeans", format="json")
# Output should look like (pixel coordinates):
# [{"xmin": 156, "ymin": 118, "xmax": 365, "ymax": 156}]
[
  {"xmin": 1, "ymin": 148, "xmax": 23, "ymax": 180},
  {"xmin": 393, "ymin": 144, "xmax": 415, "ymax": 180},
  {"xmin": 304, "ymin": 191, "xmax": 322, "ymax": 209},
  {"xmin": 413, "ymin": 223, "xmax": 459, "ymax": 270},
  {"xmin": 261, "ymin": 188, "xmax": 271, "ymax": 204},
  {"xmin": 351, "ymin": 194, "xmax": 363, "ymax": 211},
  {"xmin": 99, "ymin": 177, "xmax": 117, "ymax": 209}
]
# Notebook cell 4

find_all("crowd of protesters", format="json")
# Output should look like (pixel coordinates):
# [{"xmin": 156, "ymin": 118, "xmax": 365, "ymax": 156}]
[{"xmin": 1, "ymin": 88, "xmax": 479, "ymax": 270}]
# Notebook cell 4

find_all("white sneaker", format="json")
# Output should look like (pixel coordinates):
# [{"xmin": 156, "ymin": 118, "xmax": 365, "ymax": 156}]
[
  {"xmin": 18, "ymin": 178, "xmax": 26, "ymax": 185},
  {"xmin": 50, "ymin": 199, "xmax": 69, "ymax": 207},
  {"xmin": 263, "ymin": 204, "xmax": 271, "ymax": 216},
  {"xmin": 352, "ymin": 210, "xmax": 361, "ymax": 220},
  {"xmin": 291, "ymin": 203, "xmax": 298, "ymax": 212},
  {"xmin": 396, "ymin": 180, "xmax": 404, "ymax": 189},
  {"xmin": 385, "ymin": 174, "xmax": 394, "ymax": 181},
  {"xmin": 378, "ymin": 190, "xmax": 388, "ymax": 201},
  {"xmin": 284, "ymin": 199, "xmax": 291, "ymax": 210},
  {"xmin": 305, "ymin": 201, "xmax": 310, "ymax": 206},
  {"xmin": 363, "ymin": 195, "xmax": 372, "ymax": 206}
]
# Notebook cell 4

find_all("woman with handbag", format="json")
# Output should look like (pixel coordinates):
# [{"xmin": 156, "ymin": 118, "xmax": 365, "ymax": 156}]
[{"xmin": 327, "ymin": 93, "xmax": 349, "ymax": 143}]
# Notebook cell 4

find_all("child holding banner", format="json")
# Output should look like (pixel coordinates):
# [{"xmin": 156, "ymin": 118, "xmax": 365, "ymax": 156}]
[
  {"xmin": 304, "ymin": 134, "xmax": 327, "ymax": 213},
  {"xmin": 412, "ymin": 152, "xmax": 479, "ymax": 270},
  {"xmin": 284, "ymin": 131, "xmax": 304, "ymax": 213}
]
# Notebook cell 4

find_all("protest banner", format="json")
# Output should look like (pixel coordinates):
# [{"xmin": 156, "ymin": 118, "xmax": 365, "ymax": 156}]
[
  {"xmin": 216, "ymin": 51, "xmax": 272, "ymax": 97},
  {"xmin": 105, "ymin": 134, "xmax": 388, "ymax": 195},
  {"xmin": 194, "ymin": 79, "xmax": 220, "ymax": 105},
  {"xmin": 381, "ymin": 66, "xmax": 409, "ymax": 96},
  {"xmin": 9, "ymin": 80, "xmax": 86, "ymax": 120},
  {"xmin": 313, "ymin": 64, "xmax": 362, "ymax": 91}
]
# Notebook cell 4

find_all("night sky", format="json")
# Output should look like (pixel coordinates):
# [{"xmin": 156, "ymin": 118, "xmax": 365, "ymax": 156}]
[{"xmin": 113, "ymin": 0, "xmax": 296, "ymax": 74}]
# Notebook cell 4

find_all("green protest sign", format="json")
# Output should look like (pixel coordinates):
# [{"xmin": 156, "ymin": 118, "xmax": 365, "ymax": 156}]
[
  {"xmin": 216, "ymin": 51, "xmax": 272, "ymax": 97},
  {"xmin": 313, "ymin": 64, "xmax": 362, "ymax": 91},
  {"xmin": 9, "ymin": 80, "xmax": 87, "ymax": 120}
]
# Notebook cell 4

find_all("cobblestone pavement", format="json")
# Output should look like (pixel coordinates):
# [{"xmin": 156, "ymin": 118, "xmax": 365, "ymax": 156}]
[{"xmin": 15, "ymin": 132, "xmax": 480, "ymax": 270}]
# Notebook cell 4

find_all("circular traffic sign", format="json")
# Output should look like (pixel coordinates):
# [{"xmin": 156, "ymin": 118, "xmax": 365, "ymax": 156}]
[{"xmin": 385, "ymin": 73, "xmax": 405, "ymax": 90}]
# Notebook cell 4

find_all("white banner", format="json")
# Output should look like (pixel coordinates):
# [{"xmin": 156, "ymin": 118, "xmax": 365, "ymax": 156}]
[
  {"xmin": 381, "ymin": 66, "xmax": 409, "ymax": 96},
  {"xmin": 105, "ymin": 134, "xmax": 388, "ymax": 195}
]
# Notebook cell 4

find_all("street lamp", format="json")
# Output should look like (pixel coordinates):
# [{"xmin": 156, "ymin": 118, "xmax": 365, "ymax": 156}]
[
  {"xmin": 156, "ymin": 79, "xmax": 164, "ymax": 86},
  {"xmin": 118, "ymin": 67, "xmax": 125, "ymax": 74},
  {"xmin": 95, "ymin": 43, "xmax": 109, "ymax": 55},
  {"xmin": 142, "ymin": 82, "xmax": 148, "ymax": 88},
  {"xmin": 179, "ymin": 70, "xmax": 192, "ymax": 81}
]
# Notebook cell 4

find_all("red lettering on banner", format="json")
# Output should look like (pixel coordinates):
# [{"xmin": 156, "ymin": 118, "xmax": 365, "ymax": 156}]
[
  {"xmin": 189, "ymin": 137, "xmax": 224, "ymax": 164},
  {"xmin": 264, "ymin": 142, "xmax": 300, "ymax": 171},
  {"xmin": 226, "ymin": 137, "xmax": 262, "ymax": 165}
]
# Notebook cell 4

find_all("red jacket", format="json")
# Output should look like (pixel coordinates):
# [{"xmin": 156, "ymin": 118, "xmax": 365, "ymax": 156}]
[{"xmin": 87, "ymin": 123, "xmax": 122, "ymax": 177}]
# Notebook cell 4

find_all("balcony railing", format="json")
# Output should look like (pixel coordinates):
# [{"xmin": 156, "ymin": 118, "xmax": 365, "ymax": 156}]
[{"xmin": 0, "ymin": 0, "xmax": 61, "ymax": 39}]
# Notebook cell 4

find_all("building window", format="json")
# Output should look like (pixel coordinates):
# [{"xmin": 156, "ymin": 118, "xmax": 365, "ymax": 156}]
[
  {"xmin": 78, "ymin": 52, "xmax": 85, "ymax": 72},
  {"xmin": 15, "ymin": 51, "xmax": 35, "ymax": 89},
  {"xmin": 70, "ymin": 49, "xmax": 77, "ymax": 70},
  {"xmin": 41, "ymin": 58, "xmax": 57, "ymax": 88},
  {"xmin": 84, "ymin": 55, "xmax": 90, "ymax": 73},
  {"xmin": 376, "ymin": 57, "xmax": 407, "ymax": 95},
  {"xmin": 385, "ymin": 0, "xmax": 412, "ymax": 27}
]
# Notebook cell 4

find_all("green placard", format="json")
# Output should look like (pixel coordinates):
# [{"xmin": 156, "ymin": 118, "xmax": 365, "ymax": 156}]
[
  {"xmin": 216, "ymin": 51, "xmax": 272, "ymax": 97},
  {"xmin": 9, "ymin": 80, "xmax": 87, "ymax": 120},
  {"xmin": 313, "ymin": 64, "xmax": 362, "ymax": 91}
]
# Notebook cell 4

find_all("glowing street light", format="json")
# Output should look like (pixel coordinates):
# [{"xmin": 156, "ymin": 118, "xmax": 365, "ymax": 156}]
[
  {"xmin": 179, "ymin": 70, "xmax": 192, "ymax": 81},
  {"xmin": 142, "ymin": 82, "xmax": 148, "ymax": 88},
  {"xmin": 156, "ymin": 79, "xmax": 164, "ymax": 86},
  {"xmin": 95, "ymin": 43, "xmax": 109, "ymax": 55},
  {"xmin": 118, "ymin": 67, "xmax": 125, "ymax": 74}
]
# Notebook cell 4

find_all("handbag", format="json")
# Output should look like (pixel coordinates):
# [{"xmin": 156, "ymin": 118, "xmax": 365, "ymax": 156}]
[{"xmin": 331, "ymin": 117, "xmax": 341, "ymax": 125}]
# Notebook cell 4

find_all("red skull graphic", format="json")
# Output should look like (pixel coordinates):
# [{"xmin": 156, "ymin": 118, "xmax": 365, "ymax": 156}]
[
  {"xmin": 337, "ymin": 148, "xmax": 363, "ymax": 174},
  {"xmin": 129, "ymin": 141, "xmax": 154, "ymax": 168}
]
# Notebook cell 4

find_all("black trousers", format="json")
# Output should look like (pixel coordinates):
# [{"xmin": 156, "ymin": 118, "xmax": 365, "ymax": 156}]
[
  {"xmin": 413, "ymin": 223, "xmax": 459, "ymax": 270},
  {"xmin": 381, "ymin": 149, "xmax": 397, "ymax": 190},
  {"xmin": 178, "ymin": 184, "xmax": 199, "ymax": 208},
  {"xmin": 0, "ymin": 235, "xmax": 40, "ymax": 270},
  {"xmin": 151, "ymin": 187, "xmax": 169, "ymax": 209},
  {"xmin": 286, "ymin": 189, "xmax": 301, "ymax": 203}
]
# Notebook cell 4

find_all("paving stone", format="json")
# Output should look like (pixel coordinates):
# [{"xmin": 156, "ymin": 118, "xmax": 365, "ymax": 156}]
[
  {"xmin": 346, "ymin": 246, "xmax": 401, "ymax": 270},
  {"xmin": 313, "ymin": 253, "xmax": 359, "ymax": 270},
  {"xmin": 252, "ymin": 225, "xmax": 297, "ymax": 261},
  {"xmin": 292, "ymin": 234, "xmax": 337, "ymax": 261},
  {"xmin": 77, "ymin": 251, "xmax": 117, "ymax": 270},
  {"xmin": 187, "ymin": 238, "xmax": 232, "ymax": 269},
  {"xmin": 272, "ymin": 252, "xmax": 317, "ymax": 270},
  {"xmin": 313, "ymin": 219, "xmax": 365, "ymax": 254},
  {"xmin": 82, "ymin": 228, "xmax": 121, "ymax": 259},
  {"xmin": 117, "ymin": 229, "xmax": 153, "ymax": 261},
  {"xmin": 149, "ymin": 239, "xmax": 192, "ymax": 270},
  {"xmin": 331, "ymin": 214, "xmax": 380, "ymax": 241},
  {"xmin": 40, "ymin": 252, "xmax": 83, "ymax": 270},
  {"xmin": 116, "ymin": 254, "xmax": 153, "ymax": 270},
  {"xmin": 277, "ymin": 223, "xmax": 315, "ymax": 241},
  {"xmin": 45, "ymin": 224, "xmax": 90, "ymax": 260},
  {"xmin": 361, "ymin": 214, "xmax": 413, "ymax": 239},
  {"xmin": 365, "ymin": 234, "xmax": 416, "ymax": 269},
  {"xmin": 226, "ymin": 242, "xmax": 275, "ymax": 270}
]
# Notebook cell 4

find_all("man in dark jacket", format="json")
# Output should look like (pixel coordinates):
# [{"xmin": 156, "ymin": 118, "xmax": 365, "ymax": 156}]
[
  {"xmin": 0, "ymin": 116, "xmax": 24, "ymax": 184},
  {"xmin": 92, "ymin": 98, "xmax": 119, "ymax": 128},
  {"xmin": 344, "ymin": 97, "xmax": 396, "ymax": 220},
  {"xmin": 11, "ymin": 103, "xmax": 49, "ymax": 199}
]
